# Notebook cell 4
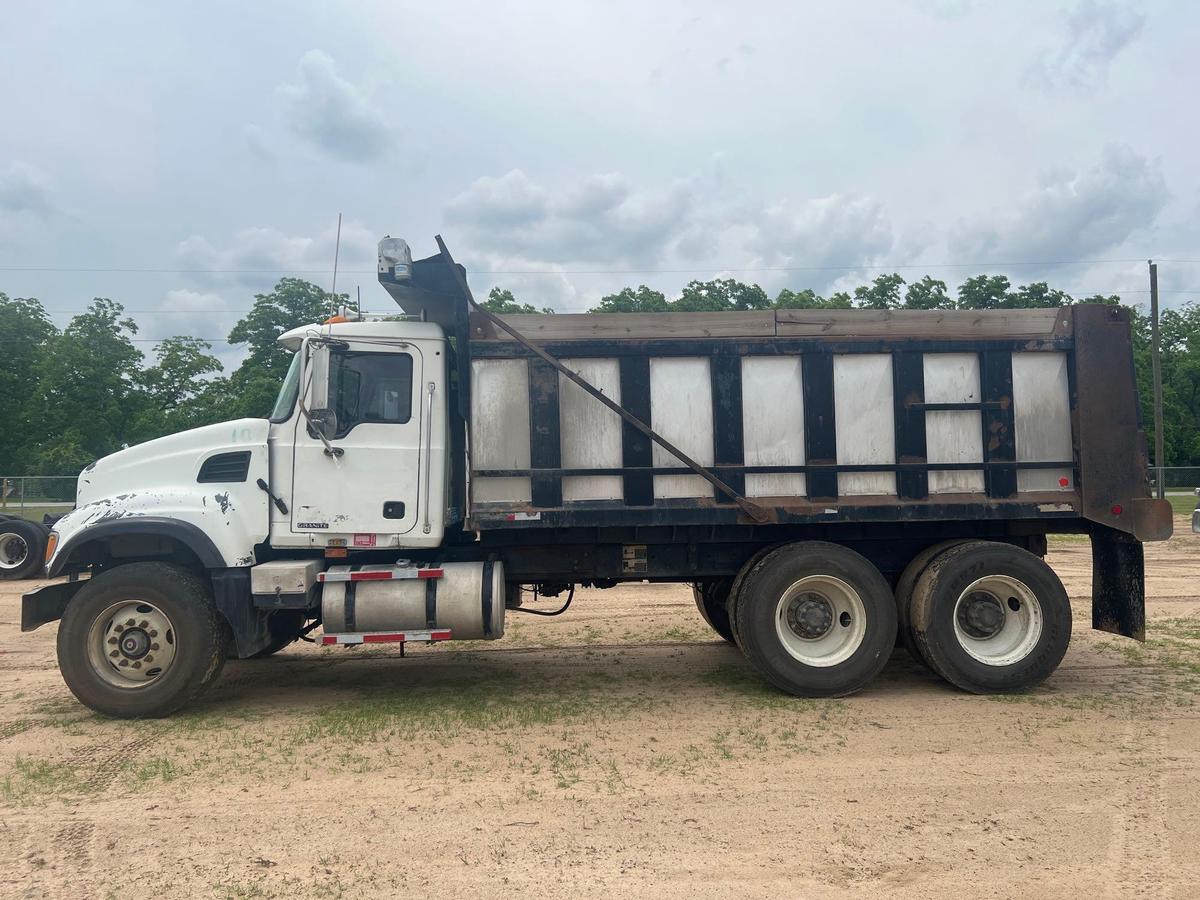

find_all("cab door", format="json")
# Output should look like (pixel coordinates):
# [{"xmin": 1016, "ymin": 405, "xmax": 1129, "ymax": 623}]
[{"xmin": 290, "ymin": 341, "xmax": 423, "ymax": 541}]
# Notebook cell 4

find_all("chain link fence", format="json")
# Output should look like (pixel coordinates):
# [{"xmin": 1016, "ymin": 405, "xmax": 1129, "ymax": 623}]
[
  {"xmin": 0, "ymin": 476, "xmax": 77, "ymax": 521},
  {"xmin": 1149, "ymin": 467, "xmax": 1200, "ymax": 493}
]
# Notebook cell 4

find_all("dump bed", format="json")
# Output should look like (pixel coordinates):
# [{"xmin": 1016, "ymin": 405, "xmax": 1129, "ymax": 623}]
[
  {"xmin": 463, "ymin": 305, "xmax": 1166, "ymax": 540},
  {"xmin": 376, "ymin": 239, "xmax": 1169, "ymax": 543}
]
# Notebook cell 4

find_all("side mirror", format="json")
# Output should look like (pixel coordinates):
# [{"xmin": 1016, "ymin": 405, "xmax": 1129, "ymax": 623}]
[
  {"xmin": 303, "ymin": 342, "xmax": 339, "ymax": 441},
  {"xmin": 306, "ymin": 342, "xmax": 331, "ymax": 413}
]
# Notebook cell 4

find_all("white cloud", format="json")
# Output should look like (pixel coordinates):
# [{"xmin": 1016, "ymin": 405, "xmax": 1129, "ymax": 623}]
[
  {"xmin": 0, "ymin": 161, "xmax": 55, "ymax": 215},
  {"xmin": 276, "ymin": 50, "xmax": 392, "ymax": 163},
  {"xmin": 175, "ymin": 220, "xmax": 376, "ymax": 292},
  {"xmin": 951, "ymin": 144, "xmax": 1166, "ymax": 263},
  {"xmin": 1026, "ymin": 0, "xmax": 1145, "ymax": 91},
  {"xmin": 446, "ymin": 169, "xmax": 701, "ymax": 268}
]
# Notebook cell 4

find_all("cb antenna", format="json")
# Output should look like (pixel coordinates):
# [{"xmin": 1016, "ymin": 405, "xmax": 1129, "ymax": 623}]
[{"xmin": 330, "ymin": 212, "xmax": 343, "ymax": 314}]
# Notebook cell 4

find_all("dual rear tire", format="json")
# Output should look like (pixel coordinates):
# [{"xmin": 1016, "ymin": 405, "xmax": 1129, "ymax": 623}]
[
  {"xmin": 905, "ymin": 541, "xmax": 1071, "ymax": 693},
  {"xmin": 722, "ymin": 539, "xmax": 1070, "ymax": 698}
]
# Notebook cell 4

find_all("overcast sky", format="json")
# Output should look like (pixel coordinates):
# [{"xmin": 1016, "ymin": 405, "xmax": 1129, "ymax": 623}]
[{"xmin": 1, "ymin": 0, "xmax": 1196, "ymax": 368}]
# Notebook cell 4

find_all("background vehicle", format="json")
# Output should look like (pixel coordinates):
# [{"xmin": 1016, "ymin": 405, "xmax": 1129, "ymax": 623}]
[
  {"xmin": 0, "ymin": 513, "xmax": 51, "ymax": 580},
  {"xmin": 21, "ymin": 236, "xmax": 1173, "ymax": 717}
]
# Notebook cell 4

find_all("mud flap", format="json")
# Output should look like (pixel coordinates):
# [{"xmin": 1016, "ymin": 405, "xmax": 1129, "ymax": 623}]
[
  {"xmin": 1091, "ymin": 525, "xmax": 1145, "ymax": 641},
  {"xmin": 211, "ymin": 568, "xmax": 272, "ymax": 657},
  {"xmin": 21, "ymin": 581, "xmax": 86, "ymax": 632}
]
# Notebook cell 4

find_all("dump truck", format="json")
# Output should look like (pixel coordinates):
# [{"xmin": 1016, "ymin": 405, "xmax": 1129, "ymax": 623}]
[{"xmin": 21, "ymin": 236, "xmax": 1173, "ymax": 717}]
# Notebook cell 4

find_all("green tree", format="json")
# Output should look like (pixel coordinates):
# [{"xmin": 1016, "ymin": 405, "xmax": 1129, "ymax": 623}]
[
  {"xmin": 956, "ymin": 275, "xmax": 1012, "ymax": 310},
  {"xmin": 33, "ymin": 299, "xmax": 150, "ymax": 472},
  {"xmin": 0, "ymin": 293, "xmax": 57, "ymax": 473},
  {"xmin": 589, "ymin": 286, "xmax": 670, "ymax": 313},
  {"xmin": 134, "ymin": 336, "xmax": 225, "ymax": 435},
  {"xmin": 675, "ymin": 278, "xmax": 769, "ymax": 312},
  {"xmin": 1008, "ymin": 282, "xmax": 1073, "ymax": 308},
  {"xmin": 904, "ymin": 276, "xmax": 953, "ymax": 309},
  {"xmin": 853, "ymin": 273, "xmax": 905, "ymax": 310},
  {"xmin": 224, "ymin": 278, "xmax": 340, "ymax": 419},
  {"xmin": 481, "ymin": 287, "xmax": 553, "ymax": 315},
  {"xmin": 773, "ymin": 288, "xmax": 852, "ymax": 309}
]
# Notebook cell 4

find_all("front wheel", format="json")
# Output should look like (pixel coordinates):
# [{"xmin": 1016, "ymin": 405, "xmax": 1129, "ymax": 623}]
[
  {"xmin": 734, "ymin": 542, "xmax": 897, "ymax": 698},
  {"xmin": 56, "ymin": 562, "xmax": 227, "ymax": 718}
]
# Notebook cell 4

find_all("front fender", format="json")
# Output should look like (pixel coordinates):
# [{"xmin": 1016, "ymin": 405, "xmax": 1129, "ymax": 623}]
[{"xmin": 48, "ymin": 516, "xmax": 227, "ymax": 577}]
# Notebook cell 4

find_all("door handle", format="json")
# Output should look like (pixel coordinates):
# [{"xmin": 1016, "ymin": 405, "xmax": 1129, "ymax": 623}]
[{"xmin": 422, "ymin": 382, "xmax": 435, "ymax": 534}]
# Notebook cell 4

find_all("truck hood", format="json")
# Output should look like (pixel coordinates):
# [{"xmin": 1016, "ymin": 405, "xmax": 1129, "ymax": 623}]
[
  {"xmin": 48, "ymin": 419, "xmax": 271, "ymax": 572},
  {"xmin": 77, "ymin": 419, "xmax": 269, "ymax": 507}
]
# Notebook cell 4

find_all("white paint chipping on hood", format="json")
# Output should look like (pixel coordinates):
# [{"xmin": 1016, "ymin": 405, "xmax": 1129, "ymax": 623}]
[{"xmin": 50, "ymin": 419, "xmax": 271, "ymax": 570}]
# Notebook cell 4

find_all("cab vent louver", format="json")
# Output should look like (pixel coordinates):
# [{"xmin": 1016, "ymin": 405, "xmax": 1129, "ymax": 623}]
[{"xmin": 197, "ymin": 451, "xmax": 251, "ymax": 483}]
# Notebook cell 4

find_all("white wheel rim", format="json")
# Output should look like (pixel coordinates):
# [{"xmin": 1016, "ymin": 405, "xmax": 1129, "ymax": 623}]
[
  {"xmin": 0, "ymin": 532, "xmax": 29, "ymax": 570},
  {"xmin": 774, "ymin": 575, "xmax": 867, "ymax": 667},
  {"xmin": 86, "ymin": 601, "xmax": 178, "ymax": 688},
  {"xmin": 952, "ymin": 575, "xmax": 1043, "ymax": 667}
]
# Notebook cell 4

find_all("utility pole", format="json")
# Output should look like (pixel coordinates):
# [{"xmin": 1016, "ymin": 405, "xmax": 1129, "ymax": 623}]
[{"xmin": 1149, "ymin": 259, "xmax": 1164, "ymax": 500}]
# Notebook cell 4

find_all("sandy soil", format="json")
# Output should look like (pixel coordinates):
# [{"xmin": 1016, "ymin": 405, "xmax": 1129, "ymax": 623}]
[{"xmin": 1, "ymin": 523, "xmax": 1199, "ymax": 899}]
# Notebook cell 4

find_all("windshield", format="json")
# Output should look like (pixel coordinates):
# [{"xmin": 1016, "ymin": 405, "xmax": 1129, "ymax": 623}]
[{"xmin": 269, "ymin": 352, "xmax": 302, "ymax": 422}]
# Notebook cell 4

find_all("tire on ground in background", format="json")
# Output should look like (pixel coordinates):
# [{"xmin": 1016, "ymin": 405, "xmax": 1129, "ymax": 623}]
[
  {"xmin": 57, "ymin": 562, "xmax": 227, "ymax": 718},
  {"xmin": 909, "ymin": 541, "xmax": 1070, "ymax": 693},
  {"xmin": 692, "ymin": 578, "xmax": 736, "ymax": 644},
  {"xmin": 0, "ymin": 518, "xmax": 48, "ymax": 580},
  {"xmin": 733, "ymin": 541, "xmax": 897, "ymax": 698}
]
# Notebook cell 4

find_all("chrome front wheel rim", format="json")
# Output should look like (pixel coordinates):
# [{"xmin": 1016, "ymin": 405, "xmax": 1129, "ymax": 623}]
[
  {"xmin": 952, "ymin": 575, "xmax": 1043, "ymax": 666},
  {"xmin": 774, "ymin": 575, "xmax": 867, "ymax": 667},
  {"xmin": 86, "ymin": 601, "xmax": 178, "ymax": 688}
]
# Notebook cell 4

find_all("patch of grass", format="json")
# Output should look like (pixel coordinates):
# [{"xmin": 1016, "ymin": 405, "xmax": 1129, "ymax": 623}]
[
  {"xmin": 699, "ymin": 664, "xmax": 823, "ymax": 711},
  {"xmin": 1, "ymin": 757, "xmax": 77, "ymax": 802},
  {"xmin": 290, "ymin": 670, "xmax": 636, "ymax": 744}
]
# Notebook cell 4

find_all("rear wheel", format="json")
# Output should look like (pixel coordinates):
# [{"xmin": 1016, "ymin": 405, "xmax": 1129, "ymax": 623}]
[
  {"xmin": 56, "ymin": 562, "xmax": 227, "ymax": 718},
  {"xmin": 0, "ymin": 518, "xmax": 48, "ymax": 580},
  {"xmin": 692, "ymin": 579, "xmax": 735, "ymax": 644},
  {"xmin": 910, "ymin": 541, "xmax": 1070, "ymax": 693},
  {"xmin": 734, "ymin": 542, "xmax": 897, "ymax": 698},
  {"xmin": 894, "ymin": 539, "xmax": 970, "ymax": 666}
]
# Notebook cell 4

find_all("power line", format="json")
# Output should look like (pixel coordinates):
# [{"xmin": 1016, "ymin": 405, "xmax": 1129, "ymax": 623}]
[{"xmin": 2, "ymin": 256, "xmax": 1198, "ymax": 276}]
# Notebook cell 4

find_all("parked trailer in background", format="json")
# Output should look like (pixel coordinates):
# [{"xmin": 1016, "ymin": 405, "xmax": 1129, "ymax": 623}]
[{"xmin": 21, "ymin": 236, "xmax": 1172, "ymax": 717}]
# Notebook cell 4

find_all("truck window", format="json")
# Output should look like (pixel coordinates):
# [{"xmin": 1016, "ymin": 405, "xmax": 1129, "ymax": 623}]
[
  {"xmin": 330, "ymin": 351, "xmax": 414, "ymax": 438},
  {"xmin": 269, "ymin": 352, "xmax": 302, "ymax": 422}
]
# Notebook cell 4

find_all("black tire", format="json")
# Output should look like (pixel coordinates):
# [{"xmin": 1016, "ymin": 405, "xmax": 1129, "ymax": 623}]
[
  {"xmin": 0, "ymin": 518, "xmax": 48, "ymax": 580},
  {"xmin": 734, "ymin": 542, "xmax": 897, "ymax": 698},
  {"xmin": 56, "ymin": 562, "xmax": 227, "ymax": 718},
  {"xmin": 910, "ymin": 541, "xmax": 1070, "ymax": 693},
  {"xmin": 691, "ymin": 579, "xmax": 736, "ymax": 644},
  {"xmin": 725, "ymin": 543, "xmax": 786, "ymax": 651},
  {"xmin": 248, "ymin": 610, "xmax": 309, "ymax": 658},
  {"xmin": 894, "ymin": 539, "xmax": 972, "ymax": 666}
]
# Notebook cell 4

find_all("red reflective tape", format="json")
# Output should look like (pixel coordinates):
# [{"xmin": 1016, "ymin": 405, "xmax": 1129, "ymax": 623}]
[
  {"xmin": 417, "ymin": 568, "xmax": 444, "ymax": 579},
  {"xmin": 319, "ymin": 635, "xmax": 337, "ymax": 645},
  {"xmin": 350, "ymin": 571, "xmax": 394, "ymax": 581},
  {"xmin": 362, "ymin": 633, "xmax": 405, "ymax": 643},
  {"xmin": 431, "ymin": 630, "xmax": 452, "ymax": 640}
]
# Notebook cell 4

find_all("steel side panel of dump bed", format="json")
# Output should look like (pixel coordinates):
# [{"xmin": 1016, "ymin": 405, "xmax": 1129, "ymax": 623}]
[{"xmin": 464, "ymin": 307, "xmax": 1136, "ymax": 530}]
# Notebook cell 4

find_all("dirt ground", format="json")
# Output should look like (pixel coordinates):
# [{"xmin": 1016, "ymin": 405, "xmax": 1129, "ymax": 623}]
[{"xmin": 1, "ymin": 525, "xmax": 1199, "ymax": 899}]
